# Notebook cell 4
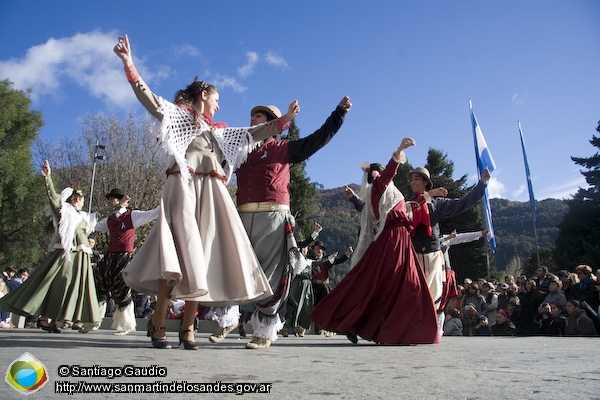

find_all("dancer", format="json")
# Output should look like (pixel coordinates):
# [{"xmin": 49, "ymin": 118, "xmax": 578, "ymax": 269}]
[
  {"xmin": 209, "ymin": 98, "xmax": 351, "ymax": 349},
  {"xmin": 114, "ymin": 35, "xmax": 298, "ymax": 350},
  {"xmin": 0, "ymin": 160, "xmax": 101, "ymax": 332},
  {"xmin": 311, "ymin": 138, "xmax": 439, "ymax": 345},
  {"xmin": 93, "ymin": 189, "xmax": 159, "ymax": 335},
  {"xmin": 345, "ymin": 165, "xmax": 491, "ymax": 327}
]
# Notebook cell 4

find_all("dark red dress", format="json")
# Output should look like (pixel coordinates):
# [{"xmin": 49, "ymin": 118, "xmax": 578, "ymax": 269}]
[{"xmin": 311, "ymin": 159, "xmax": 439, "ymax": 344}]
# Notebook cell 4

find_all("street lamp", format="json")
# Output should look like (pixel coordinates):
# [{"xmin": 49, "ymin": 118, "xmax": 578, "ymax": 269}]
[{"xmin": 88, "ymin": 141, "xmax": 106, "ymax": 214}]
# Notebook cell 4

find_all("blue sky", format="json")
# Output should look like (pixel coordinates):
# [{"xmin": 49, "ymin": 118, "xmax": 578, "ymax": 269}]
[{"xmin": 1, "ymin": 1, "xmax": 599, "ymax": 200}]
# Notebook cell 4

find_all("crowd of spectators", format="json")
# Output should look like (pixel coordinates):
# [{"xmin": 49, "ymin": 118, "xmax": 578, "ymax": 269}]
[{"xmin": 443, "ymin": 265, "xmax": 600, "ymax": 337}]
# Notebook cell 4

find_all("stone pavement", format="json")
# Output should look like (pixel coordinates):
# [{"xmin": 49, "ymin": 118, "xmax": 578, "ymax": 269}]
[{"xmin": 0, "ymin": 328, "xmax": 598, "ymax": 399}]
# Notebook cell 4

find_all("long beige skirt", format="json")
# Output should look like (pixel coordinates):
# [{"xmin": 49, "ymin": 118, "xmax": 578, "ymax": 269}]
[{"xmin": 123, "ymin": 173, "xmax": 273, "ymax": 306}]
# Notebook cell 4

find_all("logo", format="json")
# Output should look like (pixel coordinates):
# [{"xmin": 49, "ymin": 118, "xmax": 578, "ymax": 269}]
[{"xmin": 6, "ymin": 352, "xmax": 48, "ymax": 395}]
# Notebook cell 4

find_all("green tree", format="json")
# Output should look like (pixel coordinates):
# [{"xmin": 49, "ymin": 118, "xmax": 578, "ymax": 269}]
[
  {"xmin": 554, "ymin": 123, "xmax": 600, "ymax": 269},
  {"xmin": 0, "ymin": 80, "xmax": 47, "ymax": 271},
  {"xmin": 523, "ymin": 247, "xmax": 556, "ymax": 277},
  {"xmin": 286, "ymin": 120, "xmax": 319, "ymax": 240}
]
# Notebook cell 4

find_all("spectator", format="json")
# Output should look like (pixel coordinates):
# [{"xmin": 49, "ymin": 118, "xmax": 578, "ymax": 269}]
[
  {"xmin": 506, "ymin": 298, "xmax": 522, "ymax": 334},
  {"xmin": 461, "ymin": 304, "xmax": 481, "ymax": 336},
  {"xmin": 463, "ymin": 283, "xmax": 486, "ymax": 314},
  {"xmin": 534, "ymin": 303, "xmax": 566, "ymax": 336},
  {"xmin": 443, "ymin": 308, "xmax": 463, "ymax": 336},
  {"xmin": 449, "ymin": 285, "xmax": 466, "ymax": 312},
  {"xmin": 518, "ymin": 279, "xmax": 543, "ymax": 335},
  {"xmin": 564, "ymin": 300, "xmax": 597, "ymax": 336},
  {"xmin": 2, "ymin": 267, "xmax": 16, "ymax": 284},
  {"xmin": 473, "ymin": 315, "xmax": 490, "ymax": 336},
  {"xmin": 570, "ymin": 265, "xmax": 600, "ymax": 333},
  {"xmin": 556, "ymin": 270, "xmax": 578, "ymax": 299},
  {"xmin": 490, "ymin": 309, "xmax": 516, "ymax": 336},
  {"xmin": 7, "ymin": 268, "xmax": 29, "ymax": 292},
  {"xmin": 0, "ymin": 280, "xmax": 13, "ymax": 329},
  {"xmin": 542, "ymin": 278, "xmax": 567, "ymax": 309},
  {"xmin": 481, "ymin": 282, "xmax": 498, "ymax": 325},
  {"xmin": 533, "ymin": 266, "xmax": 553, "ymax": 296},
  {"xmin": 497, "ymin": 283, "xmax": 515, "ymax": 311}
]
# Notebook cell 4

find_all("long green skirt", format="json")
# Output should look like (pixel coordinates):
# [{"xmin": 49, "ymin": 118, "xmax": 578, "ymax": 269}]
[{"xmin": 0, "ymin": 249, "xmax": 101, "ymax": 324}]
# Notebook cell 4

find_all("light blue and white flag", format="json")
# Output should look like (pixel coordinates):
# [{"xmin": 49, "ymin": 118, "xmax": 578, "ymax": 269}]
[
  {"xmin": 469, "ymin": 100, "xmax": 496, "ymax": 252},
  {"xmin": 518, "ymin": 121, "xmax": 537, "ymax": 223}
]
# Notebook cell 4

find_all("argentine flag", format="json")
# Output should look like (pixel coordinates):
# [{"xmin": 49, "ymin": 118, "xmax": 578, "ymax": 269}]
[{"xmin": 469, "ymin": 100, "xmax": 496, "ymax": 252}]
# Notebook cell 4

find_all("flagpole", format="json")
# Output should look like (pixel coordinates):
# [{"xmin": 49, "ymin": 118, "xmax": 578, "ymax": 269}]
[{"xmin": 518, "ymin": 122, "xmax": 541, "ymax": 268}]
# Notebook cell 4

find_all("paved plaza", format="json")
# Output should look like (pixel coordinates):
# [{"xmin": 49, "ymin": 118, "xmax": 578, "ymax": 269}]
[{"xmin": 0, "ymin": 327, "xmax": 598, "ymax": 399}]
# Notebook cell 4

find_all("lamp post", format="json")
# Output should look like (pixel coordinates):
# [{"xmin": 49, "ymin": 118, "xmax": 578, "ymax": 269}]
[{"xmin": 88, "ymin": 141, "xmax": 106, "ymax": 214}]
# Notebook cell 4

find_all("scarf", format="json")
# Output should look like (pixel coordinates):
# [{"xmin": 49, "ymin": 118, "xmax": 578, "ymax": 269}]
[{"xmin": 407, "ymin": 193, "xmax": 432, "ymax": 236}]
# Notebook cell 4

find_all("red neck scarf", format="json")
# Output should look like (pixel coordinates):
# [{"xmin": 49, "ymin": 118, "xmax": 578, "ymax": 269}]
[
  {"xmin": 409, "ymin": 193, "xmax": 432, "ymax": 236},
  {"xmin": 178, "ymin": 105, "xmax": 228, "ymax": 128}
]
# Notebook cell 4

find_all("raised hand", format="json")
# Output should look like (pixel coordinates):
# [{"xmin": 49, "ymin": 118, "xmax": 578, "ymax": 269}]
[
  {"xmin": 114, "ymin": 34, "xmax": 133, "ymax": 66},
  {"xmin": 284, "ymin": 100, "xmax": 300, "ymax": 122},
  {"xmin": 42, "ymin": 160, "xmax": 51, "ymax": 177},
  {"xmin": 338, "ymin": 96, "xmax": 352, "ymax": 111},
  {"xmin": 343, "ymin": 184, "xmax": 355, "ymax": 199}
]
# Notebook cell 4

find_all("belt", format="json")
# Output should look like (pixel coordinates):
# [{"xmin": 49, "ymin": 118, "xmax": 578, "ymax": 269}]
[
  {"xmin": 238, "ymin": 202, "xmax": 290, "ymax": 212},
  {"xmin": 313, "ymin": 280, "xmax": 328, "ymax": 285},
  {"xmin": 166, "ymin": 167, "xmax": 227, "ymax": 182}
]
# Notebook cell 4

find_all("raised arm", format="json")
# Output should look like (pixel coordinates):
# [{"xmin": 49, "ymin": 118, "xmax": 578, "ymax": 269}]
[
  {"xmin": 42, "ymin": 160, "xmax": 61, "ymax": 210},
  {"xmin": 287, "ymin": 96, "xmax": 351, "ymax": 164},
  {"xmin": 114, "ymin": 35, "xmax": 163, "ymax": 120}
]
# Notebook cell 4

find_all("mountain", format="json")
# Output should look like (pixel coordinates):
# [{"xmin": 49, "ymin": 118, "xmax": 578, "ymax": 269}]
[{"xmin": 309, "ymin": 186, "xmax": 568, "ymax": 283}]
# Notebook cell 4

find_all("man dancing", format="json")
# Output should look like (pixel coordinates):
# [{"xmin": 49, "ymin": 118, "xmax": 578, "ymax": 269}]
[
  {"xmin": 209, "ymin": 97, "xmax": 351, "ymax": 349},
  {"xmin": 93, "ymin": 188, "xmax": 159, "ymax": 335}
]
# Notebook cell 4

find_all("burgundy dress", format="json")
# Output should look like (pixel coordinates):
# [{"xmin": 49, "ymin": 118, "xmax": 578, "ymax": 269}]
[{"xmin": 311, "ymin": 159, "xmax": 439, "ymax": 344}]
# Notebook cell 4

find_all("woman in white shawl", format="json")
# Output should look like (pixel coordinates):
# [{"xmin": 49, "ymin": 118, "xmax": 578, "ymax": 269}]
[
  {"xmin": 0, "ymin": 160, "xmax": 101, "ymax": 332},
  {"xmin": 114, "ymin": 35, "xmax": 299, "ymax": 349}
]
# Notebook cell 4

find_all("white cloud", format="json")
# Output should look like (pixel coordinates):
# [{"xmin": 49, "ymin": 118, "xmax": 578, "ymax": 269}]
[
  {"xmin": 537, "ymin": 176, "xmax": 586, "ymax": 200},
  {"xmin": 172, "ymin": 44, "xmax": 200, "ymax": 58},
  {"xmin": 0, "ymin": 30, "xmax": 146, "ymax": 108},
  {"xmin": 512, "ymin": 184, "xmax": 526, "ymax": 199},
  {"xmin": 265, "ymin": 51, "xmax": 289, "ymax": 69},
  {"xmin": 210, "ymin": 73, "xmax": 247, "ymax": 93},
  {"xmin": 511, "ymin": 91, "xmax": 528, "ymax": 106},
  {"xmin": 237, "ymin": 52, "xmax": 258, "ymax": 78},
  {"xmin": 487, "ymin": 176, "xmax": 506, "ymax": 199}
]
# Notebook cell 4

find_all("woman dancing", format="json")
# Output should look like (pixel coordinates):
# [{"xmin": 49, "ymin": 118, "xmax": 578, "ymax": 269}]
[
  {"xmin": 0, "ymin": 160, "xmax": 101, "ymax": 332},
  {"xmin": 114, "ymin": 35, "xmax": 299, "ymax": 349},
  {"xmin": 311, "ymin": 138, "xmax": 439, "ymax": 345}
]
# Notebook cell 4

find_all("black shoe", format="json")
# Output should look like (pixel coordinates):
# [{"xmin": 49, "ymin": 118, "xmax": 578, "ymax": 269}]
[
  {"xmin": 239, "ymin": 323, "xmax": 246, "ymax": 338},
  {"xmin": 346, "ymin": 330, "xmax": 358, "ymax": 344},
  {"xmin": 179, "ymin": 329, "xmax": 199, "ymax": 350},
  {"xmin": 37, "ymin": 319, "xmax": 61, "ymax": 333},
  {"xmin": 147, "ymin": 319, "xmax": 171, "ymax": 349}
]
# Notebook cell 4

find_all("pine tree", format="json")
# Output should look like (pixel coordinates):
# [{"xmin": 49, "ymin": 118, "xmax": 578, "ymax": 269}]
[
  {"xmin": 554, "ymin": 123, "xmax": 600, "ymax": 269},
  {"xmin": 0, "ymin": 80, "xmax": 47, "ymax": 271}
]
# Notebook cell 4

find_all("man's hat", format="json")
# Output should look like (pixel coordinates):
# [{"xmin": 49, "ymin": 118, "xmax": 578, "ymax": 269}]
[
  {"xmin": 105, "ymin": 188, "xmax": 125, "ymax": 200},
  {"xmin": 312, "ymin": 240, "xmax": 326, "ymax": 252},
  {"xmin": 251, "ymin": 105, "xmax": 282, "ymax": 121},
  {"xmin": 407, "ymin": 167, "xmax": 433, "ymax": 190}
]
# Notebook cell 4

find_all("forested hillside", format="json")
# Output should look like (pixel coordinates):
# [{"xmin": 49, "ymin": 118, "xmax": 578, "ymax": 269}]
[{"xmin": 309, "ymin": 187, "xmax": 568, "ymax": 285}]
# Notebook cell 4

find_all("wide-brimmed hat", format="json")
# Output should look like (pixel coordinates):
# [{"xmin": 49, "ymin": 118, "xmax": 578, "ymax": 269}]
[
  {"xmin": 251, "ymin": 105, "xmax": 282, "ymax": 121},
  {"xmin": 312, "ymin": 240, "xmax": 326, "ymax": 252},
  {"xmin": 105, "ymin": 188, "xmax": 125, "ymax": 200},
  {"xmin": 407, "ymin": 167, "xmax": 433, "ymax": 190}
]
